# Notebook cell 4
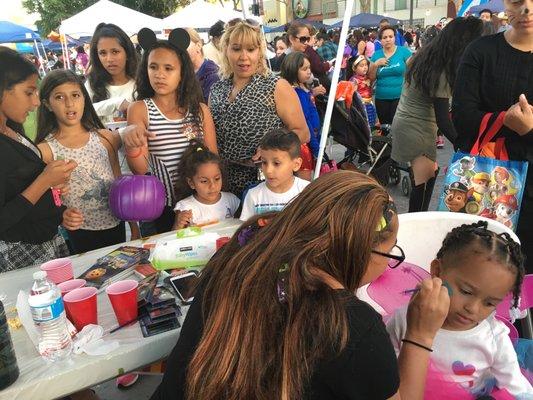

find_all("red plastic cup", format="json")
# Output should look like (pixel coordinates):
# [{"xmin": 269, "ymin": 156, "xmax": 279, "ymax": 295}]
[
  {"xmin": 63, "ymin": 287, "xmax": 98, "ymax": 331},
  {"xmin": 40, "ymin": 258, "xmax": 73, "ymax": 284},
  {"xmin": 106, "ymin": 280, "xmax": 139, "ymax": 326},
  {"xmin": 216, "ymin": 236, "xmax": 231, "ymax": 250},
  {"xmin": 58, "ymin": 279, "xmax": 86, "ymax": 296}
]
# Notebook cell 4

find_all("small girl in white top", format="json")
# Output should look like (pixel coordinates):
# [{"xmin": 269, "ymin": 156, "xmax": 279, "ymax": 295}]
[
  {"xmin": 173, "ymin": 140, "xmax": 239, "ymax": 230},
  {"xmin": 386, "ymin": 220, "xmax": 533, "ymax": 399}
]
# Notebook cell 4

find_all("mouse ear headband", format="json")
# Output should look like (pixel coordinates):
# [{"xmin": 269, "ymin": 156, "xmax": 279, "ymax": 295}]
[{"xmin": 137, "ymin": 27, "xmax": 190, "ymax": 52}]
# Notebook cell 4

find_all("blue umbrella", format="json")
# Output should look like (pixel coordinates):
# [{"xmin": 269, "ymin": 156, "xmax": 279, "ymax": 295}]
[
  {"xmin": 330, "ymin": 13, "xmax": 402, "ymax": 29},
  {"xmin": 470, "ymin": 0, "xmax": 504, "ymax": 14},
  {"xmin": 0, "ymin": 20, "xmax": 41, "ymax": 43}
]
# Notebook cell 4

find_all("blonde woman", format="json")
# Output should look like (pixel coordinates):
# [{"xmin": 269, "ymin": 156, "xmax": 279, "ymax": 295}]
[
  {"xmin": 185, "ymin": 28, "xmax": 220, "ymax": 102},
  {"xmin": 208, "ymin": 19, "xmax": 309, "ymax": 197}
]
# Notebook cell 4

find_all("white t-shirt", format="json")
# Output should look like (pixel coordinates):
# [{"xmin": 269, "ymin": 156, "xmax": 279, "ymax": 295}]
[
  {"xmin": 84, "ymin": 79, "xmax": 136, "ymax": 123},
  {"xmin": 174, "ymin": 192, "xmax": 240, "ymax": 226},
  {"xmin": 240, "ymin": 177, "xmax": 310, "ymax": 221},
  {"xmin": 386, "ymin": 305, "xmax": 533, "ymax": 398}
]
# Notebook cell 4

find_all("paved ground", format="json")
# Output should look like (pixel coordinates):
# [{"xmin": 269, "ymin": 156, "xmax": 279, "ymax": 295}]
[{"xmin": 92, "ymin": 138, "xmax": 454, "ymax": 399}]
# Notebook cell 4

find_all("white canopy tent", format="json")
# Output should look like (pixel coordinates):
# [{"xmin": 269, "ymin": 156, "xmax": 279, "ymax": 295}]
[
  {"xmin": 59, "ymin": 0, "xmax": 163, "ymax": 37},
  {"xmin": 162, "ymin": 1, "xmax": 260, "ymax": 30}
]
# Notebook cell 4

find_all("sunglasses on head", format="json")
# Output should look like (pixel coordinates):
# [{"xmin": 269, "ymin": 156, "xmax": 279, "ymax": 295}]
[
  {"xmin": 227, "ymin": 18, "xmax": 261, "ymax": 29},
  {"xmin": 296, "ymin": 36, "xmax": 311, "ymax": 44}
]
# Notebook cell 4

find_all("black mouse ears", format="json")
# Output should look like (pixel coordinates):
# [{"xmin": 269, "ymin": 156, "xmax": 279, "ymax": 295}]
[{"xmin": 137, "ymin": 27, "xmax": 190, "ymax": 52}]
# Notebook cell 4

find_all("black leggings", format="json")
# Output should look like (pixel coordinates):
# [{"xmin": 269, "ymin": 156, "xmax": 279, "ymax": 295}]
[
  {"xmin": 375, "ymin": 98, "xmax": 400, "ymax": 125},
  {"xmin": 67, "ymin": 222, "xmax": 125, "ymax": 255}
]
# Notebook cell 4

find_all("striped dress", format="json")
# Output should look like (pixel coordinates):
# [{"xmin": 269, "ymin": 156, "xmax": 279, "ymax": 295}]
[{"xmin": 144, "ymin": 98, "xmax": 204, "ymax": 207}]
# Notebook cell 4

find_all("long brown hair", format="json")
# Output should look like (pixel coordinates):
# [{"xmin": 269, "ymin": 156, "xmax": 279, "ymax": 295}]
[{"xmin": 186, "ymin": 171, "xmax": 394, "ymax": 400}]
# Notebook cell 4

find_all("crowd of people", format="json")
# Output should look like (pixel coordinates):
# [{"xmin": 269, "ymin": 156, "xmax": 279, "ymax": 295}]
[{"xmin": 0, "ymin": 0, "xmax": 532, "ymax": 398}]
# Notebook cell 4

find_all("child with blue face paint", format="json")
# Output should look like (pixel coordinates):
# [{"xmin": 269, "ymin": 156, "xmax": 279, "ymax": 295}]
[{"xmin": 387, "ymin": 221, "xmax": 533, "ymax": 398}]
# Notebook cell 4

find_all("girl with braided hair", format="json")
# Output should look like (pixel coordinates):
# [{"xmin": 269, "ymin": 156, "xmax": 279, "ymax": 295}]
[{"xmin": 387, "ymin": 220, "xmax": 532, "ymax": 398}]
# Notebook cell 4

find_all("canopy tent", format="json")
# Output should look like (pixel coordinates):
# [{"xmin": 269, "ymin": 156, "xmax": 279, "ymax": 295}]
[
  {"xmin": 470, "ymin": 0, "xmax": 504, "ymax": 14},
  {"xmin": 59, "ymin": 0, "xmax": 163, "ymax": 37},
  {"xmin": 458, "ymin": 0, "xmax": 490, "ymax": 15},
  {"xmin": 330, "ymin": 13, "xmax": 402, "ymax": 29},
  {"xmin": 162, "ymin": 1, "xmax": 260, "ymax": 29},
  {"xmin": 0, "ymin": 21, "xmax": 41, "ymax": 43},
  {"xmin": 263, "ymin": 19, "xmax": 330, "ymax": 33},
  {"xmin": 43, "ymin": 36, "xmax": 84, "ymax": 52}
]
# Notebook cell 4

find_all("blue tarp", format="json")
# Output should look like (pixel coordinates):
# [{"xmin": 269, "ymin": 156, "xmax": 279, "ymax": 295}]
[
  {"xmin": 330, "ymin": 13, "xmax": 402, "ymax": 29},
  {"xmin": 470, "ymin": 0, "xmax": 504, "ymax": 14},
  {"xmin": 0, "ymin": 20, "xmax": 41, "ymax": 43}
]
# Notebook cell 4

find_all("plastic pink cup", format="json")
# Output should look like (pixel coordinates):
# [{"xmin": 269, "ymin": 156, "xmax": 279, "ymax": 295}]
[
  {"xmin": 40, "ymin": 258, "xmax": 73, "ymax": 284},
  {"xmin": 106, "ymin": 280, "xmax": 139, "ymax": 326},
  {"xmin": 58, "ymin": 279, "xmax": 87, "ymax": 296},
  {"xmin": 63, "ymin": 287, "xmax": 98, "ymax": 331}
]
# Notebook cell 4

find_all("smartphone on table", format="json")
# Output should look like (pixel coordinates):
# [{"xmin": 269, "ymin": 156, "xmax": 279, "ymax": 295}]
[{"xmin": 169, "ymin": 271, "xmax": 200, "ymax": 304}]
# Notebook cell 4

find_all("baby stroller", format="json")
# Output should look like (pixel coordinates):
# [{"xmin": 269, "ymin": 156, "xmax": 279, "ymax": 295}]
[
  {"xmin": 318, "ymin": 83, "xmax": 396, "ymax": 187},
  {"xmin": 379, "ymin": 124, "xmax": 413, "ymax": 197}
]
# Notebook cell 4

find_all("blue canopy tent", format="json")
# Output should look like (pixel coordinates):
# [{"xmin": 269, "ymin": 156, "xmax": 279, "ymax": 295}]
[
  {"xmin": 470, "ymin": 0, "xmax": 504, "ymax": 14},
  {"xmin": 42, "ymin": 36, "xmax": 84, "ymax": 52},
  {"xmin": 330, "ymin": 13, "xmax": 402, "ymax": 29},
  {"xmin": 0, "ymin": 21, "xmax": 48, "ymax": 74},
  {"xmin": 0, "ymin": 20, "xmax": 41, "ymax": 43}
]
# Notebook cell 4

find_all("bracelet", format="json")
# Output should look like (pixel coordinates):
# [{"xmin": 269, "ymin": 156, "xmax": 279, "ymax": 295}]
[
  {"xmin": 401, "ymin": 339, "xmax": 433, "ymax": 352},
  {"xmin": 125, "ymin": 148, "xmax": 142, "ymax": 158}
]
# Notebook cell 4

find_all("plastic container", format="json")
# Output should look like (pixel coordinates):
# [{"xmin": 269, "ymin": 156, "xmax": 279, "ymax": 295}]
[
  {"xmin": 28, "ymin": 271, "xmax": 72, "ymax": 361},
  {"xmin": 0, "ymin": 300, "xmax": 19, "ymax": 389}
]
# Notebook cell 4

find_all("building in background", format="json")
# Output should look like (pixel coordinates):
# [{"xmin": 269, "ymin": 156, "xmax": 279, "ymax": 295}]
[{"xmin": 262, "ymin": 0, "xmax": 448, "ymax": 29}]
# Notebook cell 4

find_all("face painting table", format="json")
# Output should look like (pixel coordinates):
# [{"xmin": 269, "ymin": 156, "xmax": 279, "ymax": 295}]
[{"xmin": 0, "ymin": 219, "xmax": 241, "ymax": 400}]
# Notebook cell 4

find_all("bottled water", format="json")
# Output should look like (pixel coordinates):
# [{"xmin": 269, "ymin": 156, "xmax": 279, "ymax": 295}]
[{"xmin": 28, "ymin": 271, "xmax": 72, "ymax": 361}]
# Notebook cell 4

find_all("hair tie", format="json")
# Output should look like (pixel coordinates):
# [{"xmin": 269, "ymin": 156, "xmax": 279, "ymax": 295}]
[
  {"xmin": 376, "ymin": 200, "xmax": 397, "ymax": 232},
  {"xmin": 277, "ymin": 263, "xmax": 289, "ymax": 304}
]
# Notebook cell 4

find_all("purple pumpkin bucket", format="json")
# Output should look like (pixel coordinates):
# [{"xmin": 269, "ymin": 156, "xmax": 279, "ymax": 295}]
[{"xmin": 109, "ymin": 174, "xmax": 166, "ymax": 221}]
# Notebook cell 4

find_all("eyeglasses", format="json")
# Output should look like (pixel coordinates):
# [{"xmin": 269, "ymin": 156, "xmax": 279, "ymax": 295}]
[
  {"xmin": 372, "ymin": 244, "xmax": 405, "ymax": 269},
  {"xmin": 296, "ymin": 36, "xmax": 311, "ymax": 44}
]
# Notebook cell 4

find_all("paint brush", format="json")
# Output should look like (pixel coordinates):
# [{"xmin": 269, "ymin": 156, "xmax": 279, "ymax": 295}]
[{"xmin": 401, "ymin": 281, "xmax": 453, "ymax": 296}]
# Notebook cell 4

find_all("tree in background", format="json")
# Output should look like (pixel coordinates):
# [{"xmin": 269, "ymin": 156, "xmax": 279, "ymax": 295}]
[{"xmin": 23, "ymin": 0, "xmax": 186, "ymax": 35}]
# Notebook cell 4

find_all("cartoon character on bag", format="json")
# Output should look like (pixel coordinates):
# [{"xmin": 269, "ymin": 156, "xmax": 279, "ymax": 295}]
[
  {"xmin": 493, "ymin": 194, "xmax": 518, "ymax": 229},
  {"xmin": 444, "ymin": 182, "xmax": 474, "ymax": 212},
  {"xmin": 490, "ymin": 167, "xmax": 510, "ymax": 196},
  {"xmin": 462, "ymin": 172, "xmax": 490, "ymax": 215},
  {"xmin": 453, "ymin": 156, "xmax": 476, "ymax": 185}
]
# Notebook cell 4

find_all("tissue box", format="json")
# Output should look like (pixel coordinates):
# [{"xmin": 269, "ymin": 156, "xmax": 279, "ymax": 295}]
[{"xmin": 151, "ymin": 232, "xmax": 220, "ymax": 270}]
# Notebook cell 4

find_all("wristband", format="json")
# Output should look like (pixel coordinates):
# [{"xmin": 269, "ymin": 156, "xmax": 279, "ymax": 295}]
[
  {"xmin": 126, "ymin": 147, "xmax": 142, "ymax": 158},
  {"xmin": 401, "ymin": 338, "xmax": 433, "ymax": 352}
]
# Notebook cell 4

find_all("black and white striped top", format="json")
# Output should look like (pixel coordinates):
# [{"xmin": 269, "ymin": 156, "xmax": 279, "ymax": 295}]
[{"xmin": 144, "ymin": 98, "xmax": 204, "ymax": 207}]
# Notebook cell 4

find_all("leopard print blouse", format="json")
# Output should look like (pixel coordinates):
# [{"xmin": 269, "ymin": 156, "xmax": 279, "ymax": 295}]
[{"xmin": 210, "ymin": 73, "xmax": 284, "ymax": 197}]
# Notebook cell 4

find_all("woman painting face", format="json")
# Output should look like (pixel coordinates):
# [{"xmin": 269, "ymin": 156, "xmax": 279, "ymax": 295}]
[
  {"xmin": 505, "ymin": 0, "xmax": 533, "ymax": 32},
  {"xmin": 290, "ymin": 27, "xmax": 310, "ymax": 52}
]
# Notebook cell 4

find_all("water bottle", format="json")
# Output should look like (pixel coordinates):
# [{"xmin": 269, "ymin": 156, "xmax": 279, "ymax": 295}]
[
  {"xmin": 0, "ymin": 300, "xmax": 19, "ymax": 389},
  {"xmin": 28, "ymin": 271, "xmax": 72, "ymax": 361}
]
